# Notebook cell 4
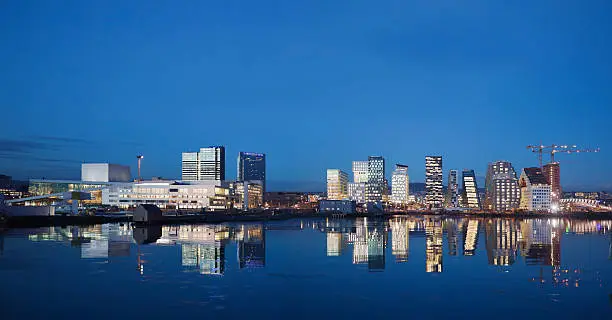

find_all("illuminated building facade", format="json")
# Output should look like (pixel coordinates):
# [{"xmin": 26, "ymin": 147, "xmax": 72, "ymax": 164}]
[
  {"xmin": 461, "ymin": 169, "xmax": 481, "ymax": 209},
  {"xmin": 391, "ymin": 164, "xmax": 410, "ymax": 204},
  {"xmin": 326, "ymin": 169, "xmax": 349, "ymax": 200},
  {"xmin": 352, "ymin": 161, "xmax": 369, "ymax": 183},
  {"xmin": 425, "ymin": 156, "xmax": 443, "ymax": 208},
  {"xmin": 543, "ymin": 162, "xmax": 561, "ymax": 209},
  {"xmin": 445, "ymin": 169, "xmax": 459, "ymax": 208},
  {"xmin": 484, "ymin": 161, "xmax": 520, "ymax": 212},
  {"xmin": 182, "ymin": 146, "xmax": 226, "ymax": 181},
  {"xmin": 519, "ymin": 167, "xmax": 551, "ymax": 212},
  {"xmin": 232, "ymin": 180, "xmax": 264, "ymax": 210},
  {"xmin": 237, "ymin": 152, "xmax": 266, "ymax": 193},
  {"xmin": 102, "ymin": 180, "xmax": 231, "ymax": 210},
  {"xmin": 366, "ymin": 156, "xmax": 385, "ymax": 203},
  {"xmin": 348, "ymin": 182, "xmax": 366, "ymax": 203}
]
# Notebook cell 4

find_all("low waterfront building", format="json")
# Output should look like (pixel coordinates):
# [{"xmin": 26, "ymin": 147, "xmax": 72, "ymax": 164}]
[
  {"xmin": 319, "ymin": 200, "xmax": 356, "ymax": 214},
  {"xmin": 102, "ymin": 180, "xmax": 231, "ymax": 211},
  {"xmin": 231, "ymin": 180, "xmax": 264, "ymax": 210},
  {"xmin": 264, "ymin": 192, "xmax": 309, "ymax": 208},
  {"xmin": 519, "ymin": 168, "xmax": 551, "ymax": 212}
]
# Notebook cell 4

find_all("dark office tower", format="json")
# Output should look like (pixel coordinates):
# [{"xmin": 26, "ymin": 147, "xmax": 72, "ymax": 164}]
[
  {"xmin": 461, "ymin": 169, "xmax": 481, "ymax": 209},
  {"xmin": 366, "ymin": 156, "xmax": 385, "ymax": 202},
  {"xmin": 237, "ymin": 152, "xmax": 266, "ymax": 192},
  {"xmin": 484, "ymin": 161, "xmax": 520, "ymax": 212},
  {"xmin": 445, "ymin": 169, "xmax": 459, "ymax": 208},
  {"xmin": 182, "ymin": 146, "xmax": 225, "ymax": 181},
  {"xmin": 543, "ymin": 162, "xmax": 561, "ymax": 208},
  {"xmin": 425, "ymin": 156, "xmax": 443, "ymax": 208}
]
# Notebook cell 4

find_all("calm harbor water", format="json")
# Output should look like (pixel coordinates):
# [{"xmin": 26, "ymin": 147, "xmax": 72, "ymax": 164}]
[{"xmin": 1, "ymin": 217, "xmax": 611, "ymax": 319}]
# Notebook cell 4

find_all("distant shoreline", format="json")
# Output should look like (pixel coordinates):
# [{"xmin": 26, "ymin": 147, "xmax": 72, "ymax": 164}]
[{"xmin": 2, "ymin": 210, "xmax": 611, "ymax": 228}]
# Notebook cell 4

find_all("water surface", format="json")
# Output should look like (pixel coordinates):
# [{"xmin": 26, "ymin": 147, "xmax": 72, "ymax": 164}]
[{"xmin": 0, "ymin": 217, "xmax": 610, "ymax": 319}]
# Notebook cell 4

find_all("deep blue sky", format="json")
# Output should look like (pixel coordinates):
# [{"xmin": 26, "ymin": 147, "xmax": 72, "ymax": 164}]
[{"xmin": 1, "ymin": 0, "xmax": 611, "ymax": 191}]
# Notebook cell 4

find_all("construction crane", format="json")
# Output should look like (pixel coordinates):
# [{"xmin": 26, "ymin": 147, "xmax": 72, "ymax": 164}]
[{"xmin": 526, "ymin": 144, "xmax": 600, "ymax": 167}]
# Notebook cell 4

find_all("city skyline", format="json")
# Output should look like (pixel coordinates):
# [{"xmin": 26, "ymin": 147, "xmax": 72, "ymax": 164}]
[{"xmin": 1, "ymin": 1, "xmax": 611, "ymax": 191}]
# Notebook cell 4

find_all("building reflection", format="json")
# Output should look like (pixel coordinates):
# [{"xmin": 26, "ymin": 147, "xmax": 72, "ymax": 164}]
[
  {"xmin": 390, "ymin": 217, "xmax": 409, "ymax": 262},
  {"xmin": 485, "ymin": 219, "xmax": 519, "ymax": 266},
  {"xmin": 425, "ymin": 218, "xmax": 443, "ymax": 273},
  {"xmin": 347, "ymin": 218, "xmax": 386, "ymax": 271},
  {"xmin": 463, "ymin": 219, "xmax": 480, "ymax": 256},
  {"xmin": 237, "ymin": 224, "xmax": 266, "ymax": 269},
  {"xmin": 17, "ymin": 217, "xmax": 612, "ymax": 276}
]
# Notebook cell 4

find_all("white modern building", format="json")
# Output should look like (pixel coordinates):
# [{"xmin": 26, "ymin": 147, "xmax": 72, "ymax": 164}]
[
  {"xmin": 425, "ymin": 156, "xmax": 443, "ymax": 208},
  {"xmin": 102, "ymin": 180, "xmax": 230, "ymax": 210},
  {"xmin": 352, "ymin": 161, "xmax": 369, "ymax": 183},
  {"xmin": 319, "ymin": 200, "xmax": 356, "ymax": 214},
  {"xmin": 519, "ymin": 168, "xmax": 551, "ymax": 212},
  {"xmin": 82, "ymin": 163, "xmax": 131, "ymax": 182},
  {"xmin": 348, "ymin": 182, "xmax": 366, "ymax": 204},
  {"xmin": 182, "ymin": 146, "xmax": 226, "ymax": 181},
  {"xmin": 326, "ymin": 169, "xmax": 348, "ymax": 200},
  {"xmin": 391, "ymin": 164, "xmax": 410, "ymax": 204}
]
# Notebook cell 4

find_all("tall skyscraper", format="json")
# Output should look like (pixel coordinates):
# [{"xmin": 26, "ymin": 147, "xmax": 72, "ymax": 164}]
[
  {"xmin": 425, "ymin": 156, "xmax": 443, "ymax": 208},
  {"xmin": 366, "ymin": 156, "xmax": 385, "ymax": 202},
  {"xmin": 445, "ymin": 169, "xmax": 459, "ymax": 208},
  {"xmin": 326, "ymin": 169, "xmax": 349, "ymax": 200},
  {"xmin": 182, "ymin": 146, "xmax": 225, "ymax": 181},
  {"xmin": 391, "ymin": 164, "xmax": 410, "ymax": 204},
  {"xmin": 543, "ymin": 163, "xmax": 561, "ymax": 209},
  {"xmin": 461, "ymin": 169, "xmax": 481, "ymax": 209},
  {"xmin": 484, "ymin": 161, "xmax": 520, "ymax": 212},
  {"xmin": 237, "ymin": 152, "xmax": 266, "ymax": 192},
  {"xmin": 352, "ymin": 161, "xmax": 369, "ymax": 183}
]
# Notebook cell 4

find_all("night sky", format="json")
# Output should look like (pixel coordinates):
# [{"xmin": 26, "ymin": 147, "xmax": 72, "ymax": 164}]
[{"xmin": 1, "ymin": 1, "xmax": 611, "ymax": 191}]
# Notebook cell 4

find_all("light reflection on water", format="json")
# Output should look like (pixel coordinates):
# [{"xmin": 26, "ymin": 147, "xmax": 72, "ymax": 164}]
[{"xmin": 0, "ymin": 217, "xmax": 611, "ymax": 318}]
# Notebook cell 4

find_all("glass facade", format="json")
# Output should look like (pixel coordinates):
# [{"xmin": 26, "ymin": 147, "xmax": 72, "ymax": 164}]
[
  {"xmin": 182, "ymin": 146, "xmax": 225, "ymax": 181},
  {"xmin": 237, "ymin": 152, "xmax": 266, "ymax": 193},
  {"xmin": 445, "ymin": 170, "xmax": 459, "ymax": 208},
  {"xmin": 366, "ymin": 156, "xmax": 385, "ymax": 202},
  {"xmin": 29, "ymin": 180, "xmax": 108, "ymax": 204},
  {"xmin": 425, "ymin": 156, "xmax": 443, "ymax": 208},
  {"xmin": 352, "ymin": 161, "xmax": 369, "ymax": 183}
]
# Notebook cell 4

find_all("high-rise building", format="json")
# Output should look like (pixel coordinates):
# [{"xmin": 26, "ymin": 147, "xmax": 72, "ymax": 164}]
[
  {"xmin": 391, "ymin": 164, "xmax": 410, "ymax": 204},
  {"xmin": 519, "ymin": 167, "xmax": 551, "ymax": 212},
  {"xmin": 543, "ymin": 163, "xmax": 561, "ymax": 209},
  {"xmin": 425, "ymin": 156, "xmax": 443, "ymax": 208},
  {"xmin": 348, "ymin": 182, "xmax": 366, "ymax": 203},
  {"xmin": 484, "ymin": 161, "xmax": 520, "ymax": 212},
  {"xmin": 326, "ymin": 169, "xmax": 349, "ymax": 200},
  {"xmin": 182, "ymin": 146, "xmax": 225, "ymax": 181},
  {"xmin": 352, "ymin": 161, "xmax": 369, "ymax": 183},
  {"xmin": 445, "ymin": 169, "xmax": 459, "ymax": 208},
  {"xmin": 366, "ymin": 156, "xmax": 385, "ymax": 202},
  {"xmin": 237, "ymin": 152, "xmax": 266, "ymax": 193},
  {"xmin": 461, "ymin": 169, "xmax": 481, "ymax": 209}
]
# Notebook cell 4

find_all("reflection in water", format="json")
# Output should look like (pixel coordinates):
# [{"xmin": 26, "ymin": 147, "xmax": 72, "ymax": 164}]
[
  {"xmin": 16, "ymin": 218, "xmax": 612, "ymax": 277},
  {"xmin": 425, "ymin": 218, "xmax": 443, "ymax": 273}
]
